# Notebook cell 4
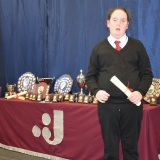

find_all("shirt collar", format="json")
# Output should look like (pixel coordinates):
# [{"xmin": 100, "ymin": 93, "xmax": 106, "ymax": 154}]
[{"xmin": 107, "ymin": 34, "xmax": 128, "ymax": 48}]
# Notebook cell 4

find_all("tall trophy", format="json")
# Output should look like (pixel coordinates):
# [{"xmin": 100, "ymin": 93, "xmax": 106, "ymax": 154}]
[{"xmin": 76, "ymin": 69, "xmax": 85, "ymax": 95}]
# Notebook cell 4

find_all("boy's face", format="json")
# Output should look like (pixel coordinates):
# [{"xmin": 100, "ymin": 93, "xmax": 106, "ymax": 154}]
[{"xmin": 107, "ymin": 9, "xmax": 129, "ymax": 39}]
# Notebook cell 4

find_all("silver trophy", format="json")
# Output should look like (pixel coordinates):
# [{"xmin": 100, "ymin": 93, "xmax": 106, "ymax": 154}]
[{"xmin": 76, "ymin": 69, "xmax": 85, "ymax": 95}]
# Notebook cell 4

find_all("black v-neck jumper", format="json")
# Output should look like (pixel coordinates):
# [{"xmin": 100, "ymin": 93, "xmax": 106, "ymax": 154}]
[{"xmin": 86, "ymin": 37, "xmax": 153, "ymax": 104}]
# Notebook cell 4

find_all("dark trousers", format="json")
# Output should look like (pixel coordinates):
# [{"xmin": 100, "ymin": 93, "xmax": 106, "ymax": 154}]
[{"xmin": 98, "ymin": 102, "xmax": 143, "ymax": 160}]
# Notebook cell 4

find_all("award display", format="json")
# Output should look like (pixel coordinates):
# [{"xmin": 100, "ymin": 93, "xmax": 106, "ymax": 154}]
[
  {"xmin": 76, "ymin": 69, "xmax": 85, "ymax": 95},
  {"xmin": 1, "ymin": 69, "xmax": 102, "ymax": 104}
]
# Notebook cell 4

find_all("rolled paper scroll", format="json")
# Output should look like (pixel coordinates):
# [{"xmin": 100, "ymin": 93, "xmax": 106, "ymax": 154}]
[
  {"xmin": 110, "ymin": 75, "xmax": 141, "ymax": 106},
  {"xmin": 6, "ymin": 91, "xmax": 27, "ymax": 99}
]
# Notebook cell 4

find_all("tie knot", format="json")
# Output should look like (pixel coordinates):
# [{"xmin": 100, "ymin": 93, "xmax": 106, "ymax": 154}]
[
  {"xmin": 114, "ymin": 41, "xmax": 121, "ymax": 51},
  {"xmin": 115, "ymin": 40, "xmax": 120, "ymax": 45}
]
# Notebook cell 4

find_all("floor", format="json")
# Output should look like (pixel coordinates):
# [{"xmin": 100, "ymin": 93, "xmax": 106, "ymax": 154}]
[{"xmin": 0, "ymin": 148, "xmax": 48, "ymax": 160}]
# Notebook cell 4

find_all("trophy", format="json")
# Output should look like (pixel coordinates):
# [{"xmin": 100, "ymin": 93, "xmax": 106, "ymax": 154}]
[
  {"xmin": 69, "ymin": 94, "xmax": 75, "ymax": 103},
  {"xmin": 150, "ymin": 96, "xmax": 157, "ymax": 106},
  {"xmin": 76, "ymin": 69, "xmax": 86, "ymax": 95},
  {"xmin": 84, "ymin": 84, "xmax": 93, "ymax": 103},
  {"xmin": 92, "ymin": 96, "xmax": 98, "ymax": 104},
  {"xmin": 64, "ymin": 93, "xmax": 70, "ymax": 101},
  {"xmin": 58, "ymin": 94, "xmax": 64, "ymax": 102},
  {"xmin": 73, "ymin": 93, "xmax": 78, "ymax": 103},
  {"xmin": 5, "ymin": 83, "xmax": 16, "ymax": 98},
  {"xmin": 45, "ymin": 94, "xmax": 53, "ymax": 102},
  {"xmin": 37, "ymin": 85, "xmax": 44, "ymax": 101},
  {"xmin": 78, "ymin": 94, "xmax": 85, "ymax": 103},
  {"xmin": 52, "ymin": 94, "xmax": 59, "ymax": 102}
]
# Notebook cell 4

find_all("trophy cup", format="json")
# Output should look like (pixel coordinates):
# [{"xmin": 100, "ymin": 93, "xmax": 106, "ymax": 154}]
[
  {"xmin": 76, "ymin": 69, "xmax": 86, "ymax": 95},
  {"xmin": 5, "ymin": 83, "xmax": 16, "ymax": 98}
]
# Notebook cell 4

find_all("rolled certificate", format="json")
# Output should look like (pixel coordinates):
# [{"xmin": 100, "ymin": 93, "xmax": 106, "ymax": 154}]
[
  {"xmin": 110, "ymin": 75, "xmax": 141, "ymax": 106},
  {"xmin": 6, "ymin": 91, "xmax": 27, "ymax": 99}
]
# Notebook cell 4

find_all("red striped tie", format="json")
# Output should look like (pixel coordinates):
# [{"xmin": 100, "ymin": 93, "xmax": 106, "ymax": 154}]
[{"xmin": 115, "ymin": 41, "xmax": 121, "ymax": 51}]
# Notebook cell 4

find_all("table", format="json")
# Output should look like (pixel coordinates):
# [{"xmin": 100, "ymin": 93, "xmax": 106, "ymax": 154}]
[{"xmin": 0, "ymin": 99, "xmax": 160, "ymax": 160}]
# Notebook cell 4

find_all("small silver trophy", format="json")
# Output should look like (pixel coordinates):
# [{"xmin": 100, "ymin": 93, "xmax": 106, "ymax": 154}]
[{"xmin": 76, "ymin": 69, "xmax": 85, "ymax": 95}]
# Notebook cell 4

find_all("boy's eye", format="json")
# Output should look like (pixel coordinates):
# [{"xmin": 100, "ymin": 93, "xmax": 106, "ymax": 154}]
[
  {"xmin": 121, "ymin": 19, "xmax": 127, "ymax": 23},
  {"xmin": 111, "ymin": 18, "xmax": 127, "ymax": 23},
  {"xmin": 112, "ymin": 19, "xmax": 117, "ymax": 22}
]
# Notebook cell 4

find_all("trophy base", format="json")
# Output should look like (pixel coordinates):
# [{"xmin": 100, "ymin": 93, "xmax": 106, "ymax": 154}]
[{"xmin": 5, "ymin": 92, "xmax": 16, "ymax": 98}]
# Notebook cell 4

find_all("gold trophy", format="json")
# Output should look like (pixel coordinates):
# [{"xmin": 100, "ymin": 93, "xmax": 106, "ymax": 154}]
[
  {"xmin": 84, "ymin": 85, "xmax": 93, "ymax": 103},
  {"xmin": 37, "ymin": 86, "xmax": 44, "ymax": 101},
  {"xmin": 5, "ymin": 84, "xmax": 16, "ymax": 98},
  {"xmin": 76, "ymin": 69, "xmax": 85, "ymax": 95}
]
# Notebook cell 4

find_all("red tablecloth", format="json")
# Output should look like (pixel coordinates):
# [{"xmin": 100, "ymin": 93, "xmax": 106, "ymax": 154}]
[
  {"xmin": 0, "ymin": 87, "xmax": 2, "ymax": 97},
  {"xmin": 0, "ymin": 99, "xmax": 160, "ymax": 160}
]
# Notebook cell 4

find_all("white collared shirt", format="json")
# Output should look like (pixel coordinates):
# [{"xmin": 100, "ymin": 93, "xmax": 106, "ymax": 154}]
[{"xmin": 107, "ymin": 34, "xmax": 128, "ymax": 49}]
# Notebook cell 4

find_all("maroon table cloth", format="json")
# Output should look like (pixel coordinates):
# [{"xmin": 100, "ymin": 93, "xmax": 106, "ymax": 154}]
[
  {"xmin": 0, "ymin": 99, "xmax": 160, "ymax": 160},
  {"xmin": 0, "ymin": 87, "xmax": 2, "ymax": 97}
]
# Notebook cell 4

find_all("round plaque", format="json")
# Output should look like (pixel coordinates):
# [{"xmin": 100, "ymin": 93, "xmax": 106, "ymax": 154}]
[
  {"xmin": 54, "ymin": 74, "xmax": 73, "ymax": 95},
  {"xmin": 143, "ymin": 78, "xmax": 160, "ymax": 103},
  {"xmin": 17, "ymin": 72, "xmax": 36, "ymax": 93}
]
